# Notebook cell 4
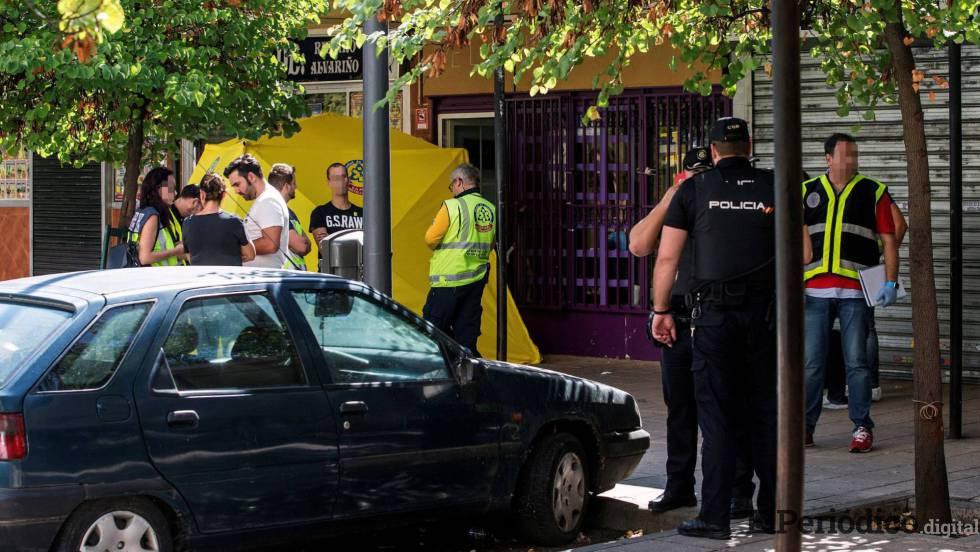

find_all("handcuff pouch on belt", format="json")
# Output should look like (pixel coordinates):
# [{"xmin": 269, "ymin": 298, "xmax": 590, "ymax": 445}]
[{"xmin": 684, "ymin": 281, "xmax": 748, "ymax": 318}]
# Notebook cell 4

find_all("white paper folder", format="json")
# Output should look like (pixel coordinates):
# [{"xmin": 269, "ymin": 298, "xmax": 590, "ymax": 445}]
[{"xmin": 858, "ymin": 264, "xmax": 907, "ymax": 307}]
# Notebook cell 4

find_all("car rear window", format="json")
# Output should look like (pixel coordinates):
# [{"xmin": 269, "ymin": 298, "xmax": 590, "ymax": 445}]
[{"xmin": 0, "ymin": 301, "xmax": 73, "ymax": 387}]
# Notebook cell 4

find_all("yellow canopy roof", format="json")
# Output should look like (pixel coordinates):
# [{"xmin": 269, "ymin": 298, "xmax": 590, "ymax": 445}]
[{"xmin": 189, "ymin": 113, "xmax": 541, "ymax": 364}]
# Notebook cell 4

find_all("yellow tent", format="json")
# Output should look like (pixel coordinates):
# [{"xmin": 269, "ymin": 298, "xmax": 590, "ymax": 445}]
[{"xmin": 188, "ymin": 113, "xmax": 541, "ymax": 364}]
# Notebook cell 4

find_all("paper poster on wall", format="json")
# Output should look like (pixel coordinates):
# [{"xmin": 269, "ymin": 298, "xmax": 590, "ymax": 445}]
[
  {"xmin": 349, "ymin": 90, "xmax": 404, "ymax": 130},
  {"xmin": 415, "ymin": 107, "xmax": 430, "ymax": 131},
  {"xmin": 0, "ymin": 148, "xmax": 30, "ymax": 200}
]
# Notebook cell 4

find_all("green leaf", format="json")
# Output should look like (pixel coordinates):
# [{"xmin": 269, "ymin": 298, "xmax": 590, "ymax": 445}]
[{"xmin": 97, "ymin": 0, "xmax": 125, "ymax": 34}]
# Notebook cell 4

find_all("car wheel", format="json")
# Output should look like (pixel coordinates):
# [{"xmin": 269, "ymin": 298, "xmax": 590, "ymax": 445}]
[
  {"xmin": 55, "ymin": 497, "xmax": 173, "ymax": 552},
  {"xmin": 514, "ymin": 432, "xmax": 590, "ymax": 545}
]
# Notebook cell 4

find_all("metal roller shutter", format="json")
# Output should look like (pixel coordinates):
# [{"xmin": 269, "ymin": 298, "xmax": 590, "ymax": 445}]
[
  {"xmin": 752, "ymin": 45, "xmax": 980, "ymax": 380},
  {"xmin": 31, "ymin": 157, "xmax": 103, "ymax": 275}
]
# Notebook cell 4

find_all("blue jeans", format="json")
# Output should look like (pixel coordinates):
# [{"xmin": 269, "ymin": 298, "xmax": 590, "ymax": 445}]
[{"xmin": 805, "ymin": 296, "xmax": 874, "ymax": 433}]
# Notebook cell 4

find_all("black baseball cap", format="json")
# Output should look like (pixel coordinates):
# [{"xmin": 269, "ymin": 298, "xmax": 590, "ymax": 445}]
[
  {"xmin": 709, "ymin": 117, "xmax": 750, "ymax": 143},
  {"xmin": 683, "ymin": 147, "xmax": 713, "ymax": 172}
]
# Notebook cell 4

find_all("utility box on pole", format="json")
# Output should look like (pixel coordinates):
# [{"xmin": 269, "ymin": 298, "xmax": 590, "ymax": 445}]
[{"xmin": 319, "ymin": 229, "xmax": 364, "ymax": 282}]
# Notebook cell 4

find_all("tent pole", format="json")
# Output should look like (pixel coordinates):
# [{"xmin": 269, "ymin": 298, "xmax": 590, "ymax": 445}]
[
  {"xmin": 362, "ymin": 12, "xmax": 393, "ymax": 294},
  {"xmin": 494, "ymin": 12, "xmax": 508, "ymax": 362}
]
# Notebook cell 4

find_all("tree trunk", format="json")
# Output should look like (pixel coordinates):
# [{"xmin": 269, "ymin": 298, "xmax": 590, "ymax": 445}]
[
  {"xmin": 119, "ymin": 108, "xmax": 146, "ymax": 228},
  {"xmin": 882, "ymin": 5, "xmax": 951, "ymax": 526}
]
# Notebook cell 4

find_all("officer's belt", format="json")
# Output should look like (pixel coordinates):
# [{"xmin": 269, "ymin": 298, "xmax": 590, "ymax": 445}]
[{"xmin": 685, "ymin": 280, "xmax": 772, "ymax": 309}]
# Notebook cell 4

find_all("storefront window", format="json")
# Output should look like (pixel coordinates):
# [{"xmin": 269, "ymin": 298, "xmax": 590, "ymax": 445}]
[
  {"xmin": 440, "ymin": 116, "xmax": 496, "ymax": 204},
  {"xmin": 306, "ymin": 92, "xmax": 348, "ymax": 116},
  {"xmin": 0, "ymin": 148, "xmax": 30, "ymax": 201}
]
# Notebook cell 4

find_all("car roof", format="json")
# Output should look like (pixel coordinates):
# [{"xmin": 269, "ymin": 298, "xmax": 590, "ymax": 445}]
[{"xmin": 0, "ymin": 267, "xmax": 346, "ymax": 301}]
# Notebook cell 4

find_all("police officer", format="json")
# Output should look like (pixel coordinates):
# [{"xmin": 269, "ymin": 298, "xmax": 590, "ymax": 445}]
[
  {"xmin": 651, "ymin": 118, "xmax": 777, "ymax": 539},
  {"xmin": 632, "ymin": 147, "xmax": 757, "ymax": 518},
  {"xmin": 422, "ymin": 163, "xmax": 496, "ymax": 356}
]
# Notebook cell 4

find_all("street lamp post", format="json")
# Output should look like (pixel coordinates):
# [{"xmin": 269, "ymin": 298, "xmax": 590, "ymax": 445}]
[
  {"xmin": 362, "ymin": 12, "xmax": 393, "ymax": 295},
  {"xmin": 494, "ymin": 12, "xmax": 508, "ymax": 362}
]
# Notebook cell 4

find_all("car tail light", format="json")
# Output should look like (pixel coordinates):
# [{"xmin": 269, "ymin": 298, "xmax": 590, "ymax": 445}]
[{"xmin": 0, "ymin": 413, "xmax": 26, "ymax": 460}]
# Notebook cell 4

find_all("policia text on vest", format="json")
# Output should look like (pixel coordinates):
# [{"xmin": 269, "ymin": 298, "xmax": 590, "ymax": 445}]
[{"xmin": 422, "ymin": 167, "xmax": 496, "ymax": 357}]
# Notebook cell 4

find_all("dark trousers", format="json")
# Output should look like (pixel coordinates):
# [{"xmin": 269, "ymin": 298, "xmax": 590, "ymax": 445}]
[
  {"xmin": 662, "ymin": 313, "xmax": 755, "ymax": 500},
  {"xmin": 422, "ymin": 275, "xmax": 487, "ymax": 356},
  {"xmin": 826, "ymin": 329, "xmax": 847, "ymax": 402},
  {"xmin": 691, "ymin": 300, "xmax": 777, "ymax": 527}
]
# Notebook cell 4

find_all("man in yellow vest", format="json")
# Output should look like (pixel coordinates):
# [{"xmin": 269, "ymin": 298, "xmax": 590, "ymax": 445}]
[
  {"xmin": 422, "ymin": 163, "xmax": 496, "ymax": 356},
  {"xmin": 802, "ymin": 133, "xmax": 900, "ymax": 454},
  {"xmin": 267, "ymin": 163, "xmax": 311, "ymax": 270}
]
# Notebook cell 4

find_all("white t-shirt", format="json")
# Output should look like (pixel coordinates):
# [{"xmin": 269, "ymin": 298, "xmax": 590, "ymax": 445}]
[{"xmin": 244, "ymin": 185, "xmax": 290, "ymax": 269}]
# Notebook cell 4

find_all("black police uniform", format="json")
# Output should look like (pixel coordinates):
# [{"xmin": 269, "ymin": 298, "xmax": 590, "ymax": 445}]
[
  {"xmin": 652, "ymin": 148, "xmax": 756, "ymax": 515},
  {"xmin": 663, "ymin": 147, "xmax": 777, "ymax": 533}
]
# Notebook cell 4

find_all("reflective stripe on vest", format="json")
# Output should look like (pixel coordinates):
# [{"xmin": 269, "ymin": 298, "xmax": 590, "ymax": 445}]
[
  {"xmin": 803, "ymin": 174, "xmax": 885, "ymax": 281},
  {"xmin": 282, "ymin": 217, "xmax": 308, "ymax": 271},
  {"xmin": 128, "ymin": 211, "xmax": 180, "ymax": 267},
  {"xmin": 167, "ymin": 217, "xmax": 187, "ymax": 266},
  {"xmin": 428, "ymin": 193, "xmax": 496, "ymax": 288}
]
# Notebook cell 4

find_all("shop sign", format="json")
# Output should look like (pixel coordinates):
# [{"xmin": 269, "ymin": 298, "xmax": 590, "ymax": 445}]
[{"xmin": 278, "ymin": 38, "xmax": 362, "ymax": 83}]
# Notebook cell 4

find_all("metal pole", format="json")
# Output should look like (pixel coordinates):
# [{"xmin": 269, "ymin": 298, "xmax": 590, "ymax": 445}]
[
  {"xmin": 772, "ymin": 0, "xmax": 804, "ymax": 548},
  {"xmin": 949, "ymin": 42, "xmax": 963, "ymax": 439},
  {"xmin": 362, "ymin": 13, "xmax": 392, "ymax": 295},
  {"xmin": 494, "ymin": 12, "xmax": 508, "ymax": 362}
]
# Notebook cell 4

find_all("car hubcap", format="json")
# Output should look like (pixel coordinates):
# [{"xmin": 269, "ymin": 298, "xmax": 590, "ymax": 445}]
[
  {"xmin": 552, "ymin": 451, "xmax": 586, "ymax": 532},
  {"xmin": 80, "ymin": 511, "xmax": 160, "ymax": 552}
]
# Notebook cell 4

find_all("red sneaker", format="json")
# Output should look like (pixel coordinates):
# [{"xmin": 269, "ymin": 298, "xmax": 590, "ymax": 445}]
[{"xmin": 850, "ymin": 427, "xmax": 873, "ymax": 453}]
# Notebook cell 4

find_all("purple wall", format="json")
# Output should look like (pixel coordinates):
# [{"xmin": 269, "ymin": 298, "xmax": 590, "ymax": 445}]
[{"xmin": 522, "ymin": 308, "xmax": 662, "ymax": 361}]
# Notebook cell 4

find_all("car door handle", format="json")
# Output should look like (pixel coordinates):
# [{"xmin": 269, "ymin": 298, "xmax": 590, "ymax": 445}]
[
  {"xmin": 166, "ymin": 410, "xmax": 200, "ymax": 427},
  {"xmin": 339, "ymin": 401, "xmax": 368, "ymax": 416}
]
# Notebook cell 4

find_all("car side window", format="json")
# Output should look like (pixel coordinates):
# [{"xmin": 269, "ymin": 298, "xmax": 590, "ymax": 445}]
[
  {"xmin": 291, "ymin": 290, "xmax": 450, "ymax": 384},
  {"xmin": 39, "ymin": 303, "xmax": 152, "ymax": 392},
  {"xmin": 161, "ymin": 293, "xmax": 305, "ymax": 391}
]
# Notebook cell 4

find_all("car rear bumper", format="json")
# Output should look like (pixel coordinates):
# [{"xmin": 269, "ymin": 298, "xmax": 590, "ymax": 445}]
[
  {"xmin": 596, "ymin": 429, "xmax": 650, "ymax": 493},
  {"xmin": 0, "ymin": 485, "xmax": 83, "ymax": 552}
]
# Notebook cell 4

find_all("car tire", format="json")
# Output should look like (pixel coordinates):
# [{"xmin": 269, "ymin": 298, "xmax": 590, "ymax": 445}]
[
  {"xmin": 514, "ymin": 432, "xmax": 590, "ymax": 545},
  {"xmin": 54, "ymin": 497, "xmax": 174, "ymax": 552}
]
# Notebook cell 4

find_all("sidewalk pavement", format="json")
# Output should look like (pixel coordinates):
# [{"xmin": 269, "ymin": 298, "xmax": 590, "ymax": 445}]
[{"xmin": 541, "ymin": 355, "xmax": 980, "ymax": 552}]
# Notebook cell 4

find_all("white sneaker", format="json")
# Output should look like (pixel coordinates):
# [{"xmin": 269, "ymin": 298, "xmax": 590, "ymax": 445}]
[
  {"xmin": 823, "ymin": 394, "xmax": 848, "ymax": 410},
  {"xmin": 871, "ymin": 387, "xmax": 882, "ymax": 402}
]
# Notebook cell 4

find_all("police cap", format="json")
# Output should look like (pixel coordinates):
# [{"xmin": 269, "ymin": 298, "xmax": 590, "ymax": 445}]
[
  {"xmin": 683, "ymin": 146, "xmax": 713, "ymax": 172},
  {"xmin": 709, "ymin": 117, "xmax": 750, "ymax": 143}
]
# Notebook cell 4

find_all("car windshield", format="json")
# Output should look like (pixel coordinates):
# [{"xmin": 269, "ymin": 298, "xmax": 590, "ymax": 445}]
[{"xmin": 0, "ymin": 300, "xmax": 73, "ymax": 387}]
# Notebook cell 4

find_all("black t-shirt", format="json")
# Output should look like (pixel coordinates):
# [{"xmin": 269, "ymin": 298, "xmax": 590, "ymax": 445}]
[
  {"xmin": 182, "ymin": 211, "xmax": 249, "ymax": 267},
  {"xmin": 310, "ymin": 202, "xmax": 363, "ymax": 236}
]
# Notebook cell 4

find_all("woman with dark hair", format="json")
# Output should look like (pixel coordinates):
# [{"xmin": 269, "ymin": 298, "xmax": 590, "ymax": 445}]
[
  {"xmin": 182, "ymin": 173, "xmax": 255, "ymax": 266},
  {"xmin": 126, "ymin": 167, "xmax": 185, "ymax": 266}
]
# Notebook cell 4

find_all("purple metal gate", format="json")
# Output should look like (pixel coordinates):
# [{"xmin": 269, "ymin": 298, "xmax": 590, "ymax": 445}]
[{"xmin": 507, "ymin": 88, "xmax": 731, "ymax": 359}]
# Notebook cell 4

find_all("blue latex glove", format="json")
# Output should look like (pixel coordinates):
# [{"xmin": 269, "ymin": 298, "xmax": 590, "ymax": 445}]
[{"xmin": 876, "ymin": 283, "xmax": 898, "ymax": 307}]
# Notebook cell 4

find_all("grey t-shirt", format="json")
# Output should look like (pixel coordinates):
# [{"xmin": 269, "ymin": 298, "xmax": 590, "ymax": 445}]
[{"xmin": 182, "ymin": 211, "xmax": 248, "ymax": 267}]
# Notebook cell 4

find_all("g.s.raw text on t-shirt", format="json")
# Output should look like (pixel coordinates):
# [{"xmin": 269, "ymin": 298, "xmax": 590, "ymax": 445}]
[{"xmin": 326, "ymin": 215, "xmax": 363, "ymax": 230}]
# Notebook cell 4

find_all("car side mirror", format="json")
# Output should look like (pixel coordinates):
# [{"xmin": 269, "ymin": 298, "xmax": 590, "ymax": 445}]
[{"xmin": 455, "ymin": 357, "xmax": 485, "ymax": 385}]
